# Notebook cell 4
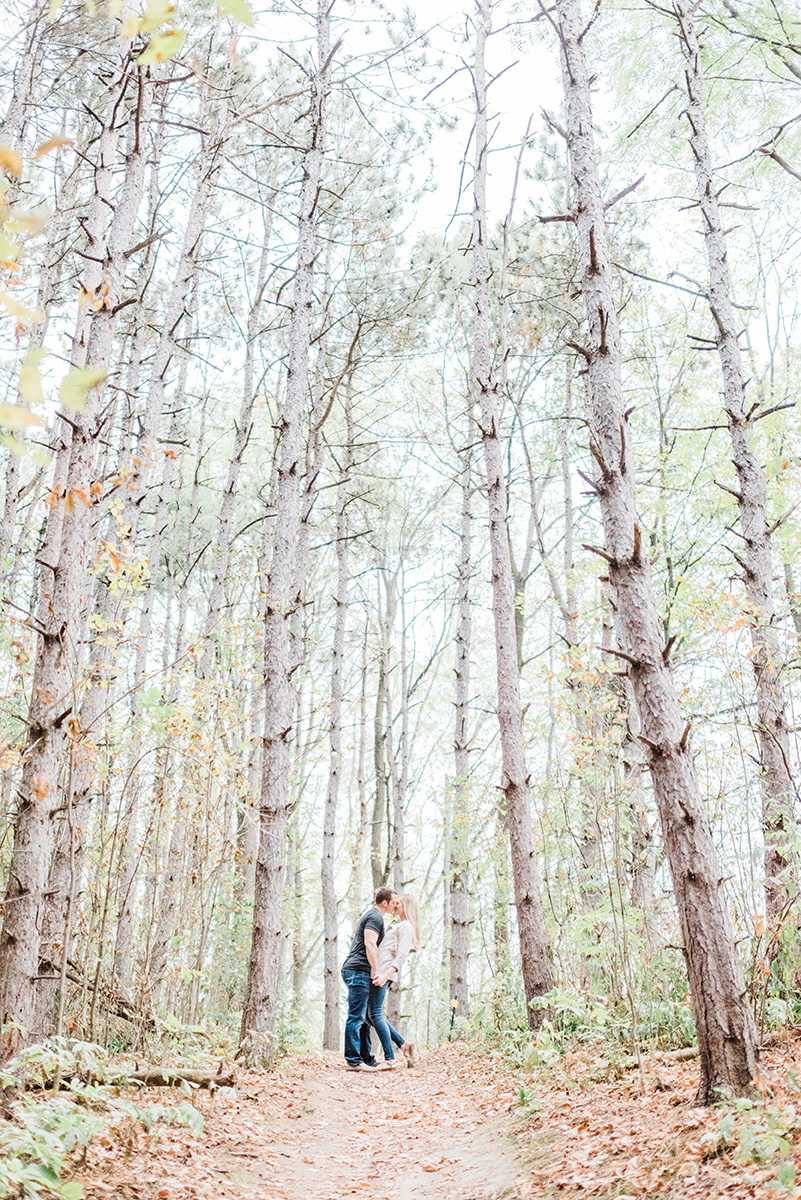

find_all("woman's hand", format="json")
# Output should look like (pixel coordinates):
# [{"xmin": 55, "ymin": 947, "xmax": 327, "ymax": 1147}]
[{"xmin": 373, "ymin": 972, "xmax": 390, "ymax": 987}]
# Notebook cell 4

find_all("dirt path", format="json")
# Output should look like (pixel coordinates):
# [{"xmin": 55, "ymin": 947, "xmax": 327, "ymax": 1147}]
[
  {"xmin": 234, "ymin": 1048, "xmax": 528, "ymax": 1200},
  {"xmin": 84, "ymin": 1045, "xmax": 533, "ymax": 1200}
]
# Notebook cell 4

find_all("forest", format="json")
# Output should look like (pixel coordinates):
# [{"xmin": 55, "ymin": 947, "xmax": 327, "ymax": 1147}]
[{"xmin": 1, "ymin": 0, "xmax": 801, "ymax": 1193}]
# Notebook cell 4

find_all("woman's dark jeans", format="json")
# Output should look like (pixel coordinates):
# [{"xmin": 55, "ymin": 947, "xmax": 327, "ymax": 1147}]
[{"xmin": 363, "ymin": 981, "xmax": 405, "ymax": 1062}]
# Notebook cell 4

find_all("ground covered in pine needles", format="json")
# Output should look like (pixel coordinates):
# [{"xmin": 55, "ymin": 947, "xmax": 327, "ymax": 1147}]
[{"xmin": 46, "ymin": 1038, "xmax": 801, "ymax": 1199}]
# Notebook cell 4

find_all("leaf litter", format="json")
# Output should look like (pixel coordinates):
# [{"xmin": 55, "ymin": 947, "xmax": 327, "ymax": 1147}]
[{"xmin": 65, "ymin": 1039, "xmax": 801, "ymax": 1199}]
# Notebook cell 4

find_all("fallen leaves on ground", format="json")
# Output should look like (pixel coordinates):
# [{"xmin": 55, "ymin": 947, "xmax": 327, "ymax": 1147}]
[
  {"xmin": 516, "ymin": 1038, "xmax": 801, "ymax": 1198},
  {"xmin": 62, "ymin": 1038, "xmax": 801, "ymax": 1199},
  {"xmin": 76, "ymin": 1044, "xmax": 530, "ymax": 1199}
]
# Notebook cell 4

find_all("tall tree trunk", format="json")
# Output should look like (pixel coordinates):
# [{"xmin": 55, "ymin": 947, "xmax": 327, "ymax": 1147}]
[
  {"xmin": 321, "ymin": 388, "xmax": 352, "ymax": 1049},
  {"xmin": 0, "ymin": 38, "xmax": 152, "ymax": 1061},
  {"xmin": 0, "ymin": 0, "xmax": 47, "ymax": 153},
  {"xmin": 450, "ymin": 428, "xmax": 472, "ymax": 1017},
  {"xmin": 472, "ymin": 0, "xmax": 553, "ymax": 1028},
  {"xmin": 371, "ymin": 570, "xmax": 396, "ymax": 891},
  {"xmin": 555, "ymin": 0, "xmax": 757, "ymax": 1101},
  {"xmin": 675, "ymin": 0, "xmax": 795, "ymax": 921},
  {"xmin": 239, "ymin": 0, "xmax": 331, "ymax": 1064},
  {"xmin": 349, "ymin": 628, "xmax": 370, "ymax": 921},
  {"xmin": 198, "ymin": 207, "xmax": 273, "ymax": 679}
]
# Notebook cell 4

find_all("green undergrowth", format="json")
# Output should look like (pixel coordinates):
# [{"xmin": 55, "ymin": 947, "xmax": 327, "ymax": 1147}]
[{"xmin": 0, "ymin": 1036, "xmax": 203, "ymax": 1200}]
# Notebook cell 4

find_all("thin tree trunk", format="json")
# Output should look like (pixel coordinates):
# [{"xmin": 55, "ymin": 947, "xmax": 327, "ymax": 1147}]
[
  {"xmin": 0, "ymin": 0, "xmax": 48, "ymax": 152},
  {"xmin": 555, "ymin": 0, "xmax": 757, "ymax": 1101},
  {"xmin": 371, "ymin": 571, "xmax": 396, "ymax": 891},
  {"xmin": 239, "ymin": 0, "xmax": 331, "ymax": 1064},
  {"xmin": 450, "ymin": 427, "xmax": 472, "ymax": 1016},
  {"xmin": 350, "ymin": 628, "xmax": 370, "ymax": 921},
  {"xmin": 675, "ymin": 0, "xmax": 795, "ymax": 920},
  {"xmin": 145, "ymin": 812, "xmax": 184, "ymax": 1007},
  {"xmin": 472, "ymin": 0, "xmax": 554, "ymax": 1028},
  {"xmin": 322, "ymin": 389, "xmax": 352, "ymax": 1049},
  {"xmin": 198, "ymin": 207, "xmax": 273, "ymax": 679}
]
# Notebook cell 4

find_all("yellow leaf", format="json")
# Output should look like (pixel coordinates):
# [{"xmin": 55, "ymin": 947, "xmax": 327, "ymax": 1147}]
[
  {"xmin": 19, "ymin": 347, "xmax": 48, "ymax": 405},
  {"xmin": 0, "ymin": 146, "xmax": 23, "ymax": 179},
  {"xmin": 0, "ymin": 404, "xmax": 40, "ymax": 430},
  {"xmin": 31, "ymin": 447, "xmax": 53, "ymax": 469},
  {"xmin": 0, "ymin": 292, "xmax": 43, "ymax": 324},
  {"xmin": 121, "ymin": 14, "xmax": 140, "ymax": 36},
  {"xmin": 48, "ymin": 0, "xmax": 66, "ymax": 15},
  {"xmin": 217, "ymin": 0, "xmax": 254, "ymax": 23},
  {"xmin": 141, "ymin": 0, "xmax": 175, "ymax": 32},
  {"xmin": 108, "ymin": 0, "xmax": 125, "ymax": 13},
  {"xmin": 0, "ymin": 433, "xmax": 28, "ymax": 456},
  {"xmin": 137, "ymin": 26, "xmax": 186, "ymax": 62},
  {"xmin": 60, "ymin": 365, "xmax": 107, "ymax": 412},
  {"xmin": 34, "ymin": 135, "xmax": 73, "ymax": 159},
  {"xmin": 9, "ymin": 206, "xmax": 51, "ymax": 235}
]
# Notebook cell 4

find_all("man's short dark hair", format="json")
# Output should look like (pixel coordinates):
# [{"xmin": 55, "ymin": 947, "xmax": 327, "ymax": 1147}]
[{"xmin": 374, "ymin": 886, "xmax": 396, "ymax": 906}]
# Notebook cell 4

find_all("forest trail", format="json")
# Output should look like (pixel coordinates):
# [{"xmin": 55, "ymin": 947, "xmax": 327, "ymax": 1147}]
[
  {"xmin": 236, "ymin": 1047, "xmax": 529, "ymax": 1200},
  {"xmin": 77, "ymin": 1039, "xmax": 801, "ymax": 1198},
  {"xmin": 85, "ymin": 1044, "xmax": 533, "ymax": 1200}
]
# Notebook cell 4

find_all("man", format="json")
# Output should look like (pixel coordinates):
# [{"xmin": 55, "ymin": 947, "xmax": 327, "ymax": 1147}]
[{"xmin": 341, "ymin": 886, "xmax": 397, "ymax": 1071}]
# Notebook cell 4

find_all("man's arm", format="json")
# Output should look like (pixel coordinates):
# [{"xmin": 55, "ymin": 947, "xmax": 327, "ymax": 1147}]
[{"xmin": 364, "ymin": 929, "xmax": 379, "ymax": 976}]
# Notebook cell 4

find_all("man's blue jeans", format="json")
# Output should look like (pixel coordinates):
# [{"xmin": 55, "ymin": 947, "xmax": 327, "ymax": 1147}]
[
  {"xmin": 365, "ymin": 982, "xmax": 405, "ymax": 1061},
  {"xmin": 342, "ymin": 968, "xmax": 371, "ymax": 1065}
]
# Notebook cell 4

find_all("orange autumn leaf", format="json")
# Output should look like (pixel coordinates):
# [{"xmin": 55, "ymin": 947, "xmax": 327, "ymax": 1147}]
[
  {"xmin": 34, "ymin": 135, "xmax": 74, "ymax": 158},
  {"xmin": 0, "ymin": 145, "xmax": 22, "ymax": 178}
]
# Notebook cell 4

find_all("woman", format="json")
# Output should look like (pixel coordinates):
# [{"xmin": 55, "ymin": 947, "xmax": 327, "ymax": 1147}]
[{"xmin": 363, "ymin": 894, "xmax": 420, "ymax": 1070}]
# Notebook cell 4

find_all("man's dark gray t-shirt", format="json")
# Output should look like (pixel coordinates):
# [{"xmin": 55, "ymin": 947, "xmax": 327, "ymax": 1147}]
[{"xmin": 342, "ymin": 907, "xmax": 385, "ymax": 973}]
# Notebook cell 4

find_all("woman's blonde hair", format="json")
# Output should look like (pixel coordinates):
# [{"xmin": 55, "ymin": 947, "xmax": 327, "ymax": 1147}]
[{"xmin": 399, "ymin": 894, "xmax": 421, "ymax": 950}]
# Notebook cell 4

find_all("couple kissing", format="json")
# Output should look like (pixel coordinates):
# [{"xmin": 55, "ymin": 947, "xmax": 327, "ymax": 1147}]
[{"xmin": 341, "ymin": 887, "xmax": 421, "ymax": 1072}]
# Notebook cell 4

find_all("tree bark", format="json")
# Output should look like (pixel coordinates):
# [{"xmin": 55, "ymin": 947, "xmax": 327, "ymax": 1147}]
[
  {"xmin": 472, "ymin": 0, "xmax": 554, "ymax": 1028},
  {"xmin": 555, "ymin": 0, "xmax": 758, "ymax": 1101},
  {"xmin": 198, "ymin": 206, "xmax": 273, "ymax": 679},
  {"xmin": 349, "ymin": 628, "xmax": 370, "ymax": 921},
  {"xmin": 371, "ymin": 569, "xmax": 396, "ymax": 891},
  {"xmin": 0, "ymin": 38, "xmax": 152, "ymax": 1062},
  {"xmin": 321, "ymin": 388, "xmax": 353, "ymax": 1049},
  {"xmin": 450, "ymin": 426, "xmax": 472, "ymax": 1017},
  {"xmin": 675, "ymin": 0, "xmax": 795, "ymax": 920},
  {"xmin": 239, "ymin": 0, "xmax": 331, "ymax": 1064}
]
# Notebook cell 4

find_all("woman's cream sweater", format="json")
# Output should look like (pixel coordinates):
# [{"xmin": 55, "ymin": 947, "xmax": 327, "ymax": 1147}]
[{"xmin": 377, "ymin": 919, "xmax": 413, "ymax": 978}]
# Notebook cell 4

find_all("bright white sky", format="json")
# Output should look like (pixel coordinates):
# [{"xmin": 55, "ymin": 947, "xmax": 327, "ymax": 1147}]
[
  {"xmin": 400, "ymin": 0, "xmax": 564, "ymax": 236},
  {"xmin": 246, "ymin": 0, "xmax": 565, "ymax": 239}
]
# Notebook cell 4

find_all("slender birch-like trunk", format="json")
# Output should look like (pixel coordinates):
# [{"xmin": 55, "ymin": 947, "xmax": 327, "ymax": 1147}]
[
  {"xmin": 525, "ymin": 374, "xmax": 603, "ymax": 918},
  {"xmin": 0, "ymin": 0, "xmax": 47, "ymax": 152},
  {"xmin": 198, "ymin": 208, "xmax": 273, "ymax": 679},
  {"xmin": 388, "ymin": 590, "xmax": 409, "ymax": 894},
  {"xmin": 239, "ymin": 0, "xmax": 331, "ymax": 1062},
  {"xmin": 371, "ymin": 570, "xmax": 396, "ymax": 891},
  {"xmin": 675, "ymin": 0, "xmax": 795, "ymax": 920},
  {"xmin": 349, "ymin": 630, "xmax": 370, "ymax": 921},
  {"xmin": 472, "ymin": 0, "xmax": 553, "ymax": 1027},
  {"xmin": 321, "ymin": 389, "xmax": 352, "ymax": 1049},
  {"xmin": 0, "ymin": 33, "xmax": 151, "ymax": 1058},
  {"xmin": 450, "ymin": 429, "xmax": 472, "ymax": 1016},
  {"xmin": 112, "ymin": 331, "xmax": 198, "ymax": 997},
  {"xmin": 386, "ymin": 589, "xmax": 408, "ymax": 1028},
  {"xmin": 555, "ymin": 0, "xmax": 757, "ymax": 1101},
  {"xmin": 145, "ymin": 812, "xmax": 184, "ymax": 1006}
]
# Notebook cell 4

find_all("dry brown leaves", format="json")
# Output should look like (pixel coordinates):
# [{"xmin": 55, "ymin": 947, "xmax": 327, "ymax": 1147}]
[
  {"xmin": 518, "ymin": 1039, "xmax": 801, "ymax": 1198},
  {"xmin": 65, "ymin": 1039, "xmax": 801, "ymax": 1199}
]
